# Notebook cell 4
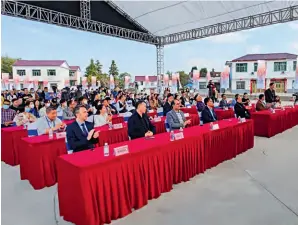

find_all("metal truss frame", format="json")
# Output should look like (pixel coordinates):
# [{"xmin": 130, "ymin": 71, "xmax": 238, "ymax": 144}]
[
  {"xmin": 1, "ymin": 0, "xmax": 159, "ymax": 45},
  {"xmin": 156, "ymin": 45, "xmax": 164, "ymax": 92},
  {"xmin": 161, "ymin": 5, "xmax": 298, "ymax": 45},
  {"xmin": 80, "ymin": 0, "xmax": 91, "ymax": 20}
]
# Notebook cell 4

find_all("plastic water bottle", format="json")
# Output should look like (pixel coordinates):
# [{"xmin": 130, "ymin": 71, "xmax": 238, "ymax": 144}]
[
  {"xmin": 104, "ymin": 143, "xmax": 109, "ymax": 156},
  {"xmin": 23, "ymin": 123, "xmax": 27, "ymax": 129},
  {"xmin": 200, "ymin": 120, "xmax": 203, "ymax": 126},
  {"xmin": 179, "ymin": 127, "xmax": 183, "ymax": 132},
  {"xmin": 170, "ymin": 131, "xmax": 175, "ymax": 141},
  {"xmin": 108, "ymin": 122, "xmax": 113, "ymax": 130},
  {"xmin": 49, "ymin": 128, "xmax": 53, "ymax": 139},
  {"xmin": 210, "ymin": 122, "xmax": 213, "ymax": 130},
  {"xmin": 238, "ymin": 116, "xmax": 241, "ymax": 123}
]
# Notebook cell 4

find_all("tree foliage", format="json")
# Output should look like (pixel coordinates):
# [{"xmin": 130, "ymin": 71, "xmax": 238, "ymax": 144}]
[
  {"xmin": 199, "ymin": 67, "xmax": 208, "ymax": 77},
  {"xmin": 118, "ymin": 72, "xmax": 131, "ymax": 88},
  {"xmin": 109, "ymin": 60, "xmax": 119, "ymax": 76},
  {"xmin": 177, "ymin": 71, "xmax": 189, "ymax": 87},
  {"xmin": 85, "ymin": 59, "xmax": 108, "ymax": 87},
  {"xmin": 1, "ymin": 56, "xmax": 19, "ymax": 75}
]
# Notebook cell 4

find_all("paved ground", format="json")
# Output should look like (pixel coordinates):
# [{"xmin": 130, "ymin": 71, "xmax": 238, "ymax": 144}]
[{"xmin": 2, "ymin": 126, "xmax": 298, "ymax": 225}]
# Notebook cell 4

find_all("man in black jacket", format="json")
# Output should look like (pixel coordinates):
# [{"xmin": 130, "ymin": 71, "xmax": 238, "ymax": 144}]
[
  {"xmin": 234, "ymin": 94, "xmax": 251, "ymax": 119},
  {"xmin": 66, "ymin": 105, "xmax": 99, "ymax": 152},
  {"xmin": 201, "ymin": 97, "xmax": 218, "ymax": 124},
  {"xmin": 128, "ymin": 101, "xmax": 156, "ymax": 140},
  {"xmin": 163, "ymin": 93, "xmax": 174, "ymax": 116},
  {"xmin": 264, "ymin": 82, "xmax": 276, "ymax": 104}
]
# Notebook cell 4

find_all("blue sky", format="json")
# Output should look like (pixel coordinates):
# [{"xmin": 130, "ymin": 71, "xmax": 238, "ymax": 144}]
[{"xmin": 1, "ymin": 15, "xmax": 298, "ymax": 76}]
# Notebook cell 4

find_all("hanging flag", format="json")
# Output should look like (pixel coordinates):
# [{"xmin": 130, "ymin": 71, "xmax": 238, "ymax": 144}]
[
  {"xmin": 82, "ymin": 77, "xmax": 87, "ymax": 87},
  {"xmin": 64, "ymin": 79, "xmax": 70, "ymax": 87},
  {"xmin": 295, "ymin": 58, "xmax": 298, "ymax": 89},
  {"xmin": 206, "ymin": 72, "xmax": 211, "ymax": 82},
  {"xmin": 257, "ymin": 60, "xmax": 266, "ymax": 89},
  {"xmin": 33, "ymin": 79, "xmax": 39, "ymax": 89},
  {"xmin": 193, "ymin": 70, "xmax": 200, "ymax": 90},
  {"xmin": 163, "ymin": 74, "xmax": 169, "ymax": 87},
  {"xmin": 220, "ymin": 66, "xmax": 230, "ymax": 89},
  {"xmin": 110, "ymin": 75, "xmax": 115, "ymax": 90},
  {"xmin": 171, "ymin": 73, "xmax": 178, "ymax": 93},
  {"xmin": 145, "ymin": 75, "xmax": 149, "ymax": 88},
  {"xmin": 2, "ymin": 73, "xmax": 9, "ymax": 90},
  {"xmin": 91, "ymin": 76, "xmax": 96, "ymax": 88},
  {"xmin": 124, "ymin": 76, "xmax": 130, "ymax": 89},
  {"xmin": 23, "ymin": 76, "xmax": 30, "ymax": 88},
  {"xmin": 43, "ymin": 80, "xmax": 49, "ymax": 88}
]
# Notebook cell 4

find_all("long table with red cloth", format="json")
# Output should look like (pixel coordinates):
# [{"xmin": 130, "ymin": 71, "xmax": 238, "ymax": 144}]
[
  {"xmin": 180, "ymin": 106, "xmax": 197, "ymax": 115},
  {"xmin": 1, "ymin": 119, "xmax": 73, "ymax": 166},
  {"xmin": 251, "ymin": 107, "xmax": 298, "ymax": 137},
  {"xmin": 96, "ymin": 124, "xmax": 129, "ymax": 146},
  {"xmin": 111, "ymin": 115, "xmax": 124, "ymax": 124},
  {"xmin": 1, "ymin": 126, "xmax": 28, "ymax": 166},
  {"xmin": 57, "ymin": 119, "xmax": 254, "ymax": 225},
  {"xmin": 214, "ymin": 108, "xmax": 235, "ymax": 120}
]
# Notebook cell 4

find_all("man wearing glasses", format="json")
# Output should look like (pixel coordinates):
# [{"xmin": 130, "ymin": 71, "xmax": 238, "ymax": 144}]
[{"xmin": 166, "ymin": 99, "xmax": 191, "ymax": 130}]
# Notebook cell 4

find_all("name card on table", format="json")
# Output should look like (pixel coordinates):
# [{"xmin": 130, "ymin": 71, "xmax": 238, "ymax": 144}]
[
  {"xmin": 187, "ymin": 106, "xmax": 191, "ymax": 108},
  {"xmin": 114, "ymin": 145, "xmax": 129, "ymax": 156},
  {"xmin": 148, "ymin": 110, "xmax": 154, "ymax": 113},
  {"xmin": 56, "ymin": 132, "xmax": 66, "ymax": 139},
  {"xmin": 113, "ymin": 123, "xmax": 123, "ymax": 129},
  {"xmin": 184, "ymin": 113, "xmax": 190, "ymax": 117},
  {"xmin": 240, "ymin": 118, "xmax": 246, "ymax": 123},
  {"xmin": 212, "ymin": 124, "xmax": 219, "ymax": 130},
  {"xmin": 174, "ymin": 132, "xmax": 184, "ymax": 140}
]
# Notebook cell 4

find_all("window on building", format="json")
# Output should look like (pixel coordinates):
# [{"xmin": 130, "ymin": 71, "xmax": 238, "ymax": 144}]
[
  {"xmin": 32, "ymin": 70, "xmax": 41, "ymax": 76},
  {"xmin": 236, "ymin": 63, "xmax": 248, "ymax": 72},
  {"xmin": 70, "ymin": 81, "xmax": 76, "ymax": 86},
  {"xmin": 274, "ymin": 62, "xmax": 287, "ymax": 72},
  {"xmin": 254, "ymin": 63, "xmax": 258, "ymax": 72},
  {"xmin": 236, "ymin": 81, "xmax": 245, "ymax": 90},
  {"xmin": 199, "ymin": 82, "xmax": 207, "ymax": 89},
  {"xmin": 47, "ymin": 69, "xmax": 56, "ymax": 76},
  {"xmin": 294, "ymin": 61, "xmax": 297, "ymax": 71},
  {"xmin": 17, "ymin": 70, "xmax": 26, "ymax": 76},
  {"xmin": 69, "ymin": 70, "xmax": 75, "ymax": 76}
]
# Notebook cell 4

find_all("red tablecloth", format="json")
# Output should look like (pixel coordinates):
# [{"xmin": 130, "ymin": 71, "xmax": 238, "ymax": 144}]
[
  {"xmin": 112, "ymin": 116, "xmax": 124, "ymax": 124},
  {"xmin": 251, "ymin": 109, "xmax": 293, "ymax": 137},
  {"xmin": 147, "ymin": 111, "xmax": 157, "ymax": 118},
  {"xmin": 214, "ymin": 108, "xmax": 235, "ymax": 120},
  {"xmin": 180, "ymin": 106, "xmax": 197, "ymax": 115},
  {"xmin": 151, "ymin": 117, "xmax": 166, "ymax": 134},
  {"xmin": 57, "ymin": 119, "xmax": 254, "ymax": 225},
  {"xmin": 20, "ymin": 135, "xmax": 67, "ymax": 189},
  {"xmin": 95, "ymin": 124, "xmax": 128, "ymax": 146},
  {"xmin": 63, "ymin": 119, "xmax": 75, "ymax": 125},
  {"xmin": 1, "ymin": 127, "xmax": 28, "ymax": 166}
]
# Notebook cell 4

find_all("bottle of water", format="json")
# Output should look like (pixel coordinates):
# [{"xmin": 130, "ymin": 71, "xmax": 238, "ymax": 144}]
[
  {"xmin": 104, "ymin": 143, "xmax": 109, "ymax": 156},
  {"xmin": 238, "ymin": 116, "xmax": 241, "ymax": 123},
  {"xmin": 49, "ymin": 128, "xmax": 53, "ymax": 139},
  {"xmin": 210, "ymin": 122, "xmax": 213, "ymax": 130},
  {"xmin": 170, "ymin": 131, "xmax": 175, "ymax": 141},
  {"xmin": 108, "ymin": 122, "xmax": 113, "ymax": 130},
  {"xmin": 179, "ymin": 127, "xmax": 183, "ymax": 132},
  {"xmin": 200, "ymin": 120, "xmax": 203, "ymax": 126}
]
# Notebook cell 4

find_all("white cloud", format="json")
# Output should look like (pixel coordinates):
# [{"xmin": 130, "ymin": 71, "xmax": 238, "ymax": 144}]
[
  {"xmin": 186, "ymin": 57, "xmax": 225, "ymax": 72},
  {"xmin": 206, "ymin": 32, "xmax": 249, "ymax": 44},
  {"xmin": 288, "ymin": 22, "xmax": 298, "ymax": 30},
  {"xmin": 246, "ymin": 45, "xmax": 261, "ymax": 54}
]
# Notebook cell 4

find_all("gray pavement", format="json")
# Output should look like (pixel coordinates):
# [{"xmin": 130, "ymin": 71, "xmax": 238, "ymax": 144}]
[{"xmin": 2, "ymin": 126, "xmax": 298, "ymax": 225}]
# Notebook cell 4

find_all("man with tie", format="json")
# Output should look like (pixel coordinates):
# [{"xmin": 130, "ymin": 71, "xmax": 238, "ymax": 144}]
[
  {"xmin": 234, "ymin": 94, "xmax": 251, "ymax": 119},
  {"xmin": 66, "ymin": 105, "xmax": 99, "ymax": 152},
  {"xmin": 201, "ymin": 97, "xmax": 218, "ymax": 124}
]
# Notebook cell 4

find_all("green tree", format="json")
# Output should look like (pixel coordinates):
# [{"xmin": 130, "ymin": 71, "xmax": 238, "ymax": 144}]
[
  {"xmin": 200, "ymin": 67, "xmax": 208, "ymax": 77},
  {"xmin": 109, "ymin": 60, "xmax": 119, "ymax": 76},
  {"xmin": 177, "ymin": 71, "xmax": 189, "ymax": 87},
  {"xmin": 1, "ymin": 56, "xmax": 19, "ymax": 75},
  {"xmin": 85, "ymin": 59, "xmax": 98, "ymax": 83},
  {"xmin": 95, "ymin": 60, "xmax": 103, "ymax": 74},
  {"xmin": 190, "ymin": 66, "xmax": 198, "ymax": 78}
]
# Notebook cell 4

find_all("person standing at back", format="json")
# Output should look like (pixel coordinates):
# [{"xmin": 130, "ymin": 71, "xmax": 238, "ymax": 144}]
[
  {"xmin": 264, "ymin": 82, "xmax": 276, "ymax": 106},
  {"xmin": 66, "ymin": 105, "xmax": 99, "ymax": 152}
]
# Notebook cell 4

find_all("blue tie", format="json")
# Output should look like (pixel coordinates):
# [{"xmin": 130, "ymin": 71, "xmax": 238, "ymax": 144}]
[
  {"xmin": 209, "ymin": 108, "xmax": 216, "ymax": 121},
  {"xmin": 81, "ymin": 123, "xmax": 88, "ymax": 137}
]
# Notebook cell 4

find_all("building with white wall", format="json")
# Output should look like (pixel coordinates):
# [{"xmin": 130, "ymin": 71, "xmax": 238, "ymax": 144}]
[
  {"xmin": 229, "ymin": 53, "xmax": 297, "ymax": 94},
  {"xmin": 10, "ymin": 60, "xmax": 81, "ymax": 90},
  {"xmin": 134, "ymin": 76, "xmax": 158, "ymax": 93}
]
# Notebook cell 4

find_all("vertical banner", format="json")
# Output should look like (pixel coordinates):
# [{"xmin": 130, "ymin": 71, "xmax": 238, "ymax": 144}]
[
  {"xmin": 110, "ymin": 75, "xmax": 115, "ymax": 90},
  {"xmin": 33, "ymin": 79, "xmax": 39, "ymax": 90},
  {"xmin": 163, "ymin": 74, "xmax": 169, "ymax": 87},
  {"xmin": 91, "ymin": 76, "xmax": 96, "ymax": 88},
  {"xmin": 193, "ymin": 70, "xmax": 200, "ymax": 90},
  {"xmin": 82, "ymin": 77, "xmax": 87, "ymax": 88},
  {"xmin": 2, "ymin": 73, "xmax": 9, "ymax": 90},
  {"xmin": 295, "ymin": 58, "xmax": 298, "ymax": 89},
  {"xmin": 220, "ymin": 66, "xmax": 230, "ymax": 89},
  {"xmin": 124, "ymin": 76, "xmax": 130, "ymax": 89},
  {"xmin": 14, "ymin": 74, "xmax": 20, "ymax": 90},
  {"xmin": 23, "ymin": 76, "xmax": 30, "ymax": 89},
  {"xmin": 43, "ymin": 80, "xmax": 49, "ymax": 89},
  {"xmin": 64, "ymin": 79, "xmax": 70, "ymax": 87},
  {"xmin": 145, "ymin": 75, "xmax": 149, "ymax": 88},
  {"xmin": 206, "ymin": 71, "xmax": 211, "ymax": 82},
  {"xmin": 171, "ymin": 73, "xmax": 178, "ymax": 93},
  {"xmin": 257, "ymin": 60, "xmax": 266, "ymax": 89}
]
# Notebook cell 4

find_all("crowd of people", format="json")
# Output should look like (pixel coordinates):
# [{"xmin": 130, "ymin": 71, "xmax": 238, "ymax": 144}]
[{"xmin": 1, "ymin": 81, "xmax": 290, "ymax": 152}]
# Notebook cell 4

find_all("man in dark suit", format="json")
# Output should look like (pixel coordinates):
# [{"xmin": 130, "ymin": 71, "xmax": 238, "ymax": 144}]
[
  {"xmin": 201, "ymin": 97, "xmax": 218, "ymax": 124},
  {"xmin": 66, "ymin": 105, "xmax": 99, "ymax": 152},
  {"xmin": 264, "ymin": 82, "xmax": 276, "ymax": 104},
  {"xmin": 234, "ymin": 94, "xmax": 251, "ymax": 119},
  {"xmin": 128, "ymin": 101, "xmax": 156, "ymax": 140},
  {"xmin": 163, "ymin": 93, "xmax": 174, "ymax": 116}
]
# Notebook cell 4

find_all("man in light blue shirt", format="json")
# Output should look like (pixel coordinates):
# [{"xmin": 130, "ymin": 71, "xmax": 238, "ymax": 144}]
[{"xmin": 36, "ymin": 106, "xmax": 66, "ymax": 135}]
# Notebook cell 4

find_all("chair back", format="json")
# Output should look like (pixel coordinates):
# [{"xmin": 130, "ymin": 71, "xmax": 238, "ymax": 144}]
[
  {"xmin": 27, "ymin": 122, "xmax": 38, "ymax": 137},
  {"xmin": 65, "ymin": 137, "xmax": 73, "ymax": 154}
]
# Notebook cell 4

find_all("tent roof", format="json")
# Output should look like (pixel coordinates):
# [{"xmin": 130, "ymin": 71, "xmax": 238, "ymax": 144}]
[{"xmin": 112, "ymin": 1, "xmax": 295, "ymax": 36}]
